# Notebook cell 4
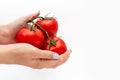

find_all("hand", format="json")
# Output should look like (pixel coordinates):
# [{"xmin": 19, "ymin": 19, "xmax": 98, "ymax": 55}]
[
  {"xmin": 0, "ymin": 12, "xmax": 39, "ymax": 44},
  {"xmin": 0, "ymin": 43, "xmax": 71, "ymax": 69}
]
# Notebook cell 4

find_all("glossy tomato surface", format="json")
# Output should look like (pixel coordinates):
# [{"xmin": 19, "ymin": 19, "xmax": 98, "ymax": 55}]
[
  {"xmin": 43, "ymin": 36, "xmax": 67, "ymax": 55},
  {"xmin": 16, "ymin": 27, "xmax": 44, "ymax": 48},
  {"xmin": 36, "ymin": 17, "xmax": 58, "ymax": 37}
]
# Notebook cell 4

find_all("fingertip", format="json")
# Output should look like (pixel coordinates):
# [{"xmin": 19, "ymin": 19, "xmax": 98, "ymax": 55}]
[
  {"xmin": 61, "ymin": 49, "xmax": 72, "ymax": 56},
  {"xmin": 65, "ymin": 49, "xmax": 72, "ymax": 54},
  {"xmin": 34, "ymin": 11, "xmax": 40, "ymax": 17},
  {"xmin": 37, "ymin": 10, "xmax": 40, "ymax": 14},
  {"xmin": 36, "ymin": 10, "xmax": 40, "ymax": 16},
  {"xmin": 32, "ymin": 10, "xmax": 40, "ymax": 17}
]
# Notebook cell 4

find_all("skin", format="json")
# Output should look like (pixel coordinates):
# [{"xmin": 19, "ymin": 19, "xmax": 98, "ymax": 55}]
[{"xmin": 0, "ymin": 12, "xmax": 72, "ymax": 69}]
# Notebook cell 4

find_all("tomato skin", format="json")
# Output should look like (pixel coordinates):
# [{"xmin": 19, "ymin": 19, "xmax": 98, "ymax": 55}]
[
  {"xmin": 43, "ymin": 36, "xmax": 67, "ymax": 55},
  {"xmin": 16, "ymin": 27, "xmax": 44, "ymax": 48},
  {"xmin": 36, "ymin": 18, "xmax": 58, "ymax": 37}
]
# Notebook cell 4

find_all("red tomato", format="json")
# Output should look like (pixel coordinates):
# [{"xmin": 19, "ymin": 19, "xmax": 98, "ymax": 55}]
[
  {"xmin": 36, "ymin": 17, "xmax": 58, "ymax": 37},
  {"xmin": 43, "ymin": 36, "xmax": 67, "ymax": 55},
  {"xmin": 16, "ymin": 27, "xmax": 44, "ymax": 48}
]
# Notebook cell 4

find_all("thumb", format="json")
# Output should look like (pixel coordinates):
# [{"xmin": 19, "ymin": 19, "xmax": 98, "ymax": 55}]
[
  {"xmin": 23, "ymin": 11, "xmax": 40, "ymax": 23},
  {"xmin": 36, "ymin": 50, "xmax": 60, "ymax": 59},
  {"xmin": 8, "ymin": 11, "xmax": 40, "ymax": 29}
]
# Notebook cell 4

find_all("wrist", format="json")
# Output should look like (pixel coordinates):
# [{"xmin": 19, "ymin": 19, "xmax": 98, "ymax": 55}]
[
  {"xmin": 0, "ymin": 44, "xmax": 17, "ymax": 64},
  {"xmin": 0, "ymin": 24, "xmax": 11, "ymax": 44}
]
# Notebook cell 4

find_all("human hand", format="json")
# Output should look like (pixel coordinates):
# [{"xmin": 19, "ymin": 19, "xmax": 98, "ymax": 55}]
[
  {"xmin": 0, "ymin": 12, "xmax": 39, "ymax": 44},
  {"xmin": 0, "ymin": 43, "xmax": 71, "ymax": 69}
]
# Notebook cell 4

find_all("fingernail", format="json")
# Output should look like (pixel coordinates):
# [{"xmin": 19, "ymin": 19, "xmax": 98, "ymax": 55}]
[{"xmin": 53, "ymin": 53, "xmax": 59, "ymax": 59}]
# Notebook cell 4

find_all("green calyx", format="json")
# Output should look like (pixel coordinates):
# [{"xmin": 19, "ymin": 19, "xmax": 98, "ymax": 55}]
[
  {"xmin": 49, "ymin": 38, "xmax": 56, "ymax": 46},
  {"xmin": 48, "ymin": 37, "xmax": 59, "ymax": 49}
]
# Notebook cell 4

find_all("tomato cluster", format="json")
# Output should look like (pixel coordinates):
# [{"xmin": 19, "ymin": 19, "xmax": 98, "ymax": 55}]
[{"xmin": 16, "ymin": 14, "xmax": 67, "ymax": 55}]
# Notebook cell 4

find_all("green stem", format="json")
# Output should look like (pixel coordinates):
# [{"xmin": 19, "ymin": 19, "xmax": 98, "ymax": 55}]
[
  {"xmin": 35, "ymin": 23, "xmax": 50, "ymax": 39},
  {"xmin": 45, "ymin": 12, "xmax": 50, "ymax": 18},
  {"xmin": 28, "ymin": 16, "xmax": 45, "ymax": 23},
  {"xmin": 37, "ymin": 16, "xmax": 45, "ymax": 20},
  {"xmin": 28, "ymin": 16, "xmax": 50, "ymax": 39}
]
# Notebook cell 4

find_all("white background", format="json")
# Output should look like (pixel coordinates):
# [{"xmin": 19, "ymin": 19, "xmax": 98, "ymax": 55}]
[{"xmin": 0, "ymin": 0, "xmax": 120, "ymax": 80}]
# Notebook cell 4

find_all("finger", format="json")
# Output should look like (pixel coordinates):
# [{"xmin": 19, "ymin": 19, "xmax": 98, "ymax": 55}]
[
  {"xmin": 52, "ymin": 56, "xmax": 70, "ymax": 68},
  {"xmin": 41, "ymin": 49, "xmax": 72, "ymax": 59},
  {"xmin": 31, "ymin": 58, "xmax": 57, "ymax": 69},
  {"xmin": 24, "ymin": 11, "xmax": 40, "ymax": 22},
  {"xmin": 8, "ymin": 11, "xmax": 40, "ymax": 31},
  {"xmin": 52, "ymin": 50, "xmax": 71, "ymax": 68},
  {"xmin": 44, "ymin": 50, "xmax": 72, "ymax": 68},
  {"xmin": 60, "ymin": 49, "xmax": 72, "ymax": 57},
  {"xmin": 33, "ymin": 50, "xmax": 72, "ymax": 69},
  {"xmin": 33, "ymin": 54, "xmax": 69, "ymax": 69},
  {"xmin": 35, "ymin": 50, "xmax": 60, "ymax": 60}
]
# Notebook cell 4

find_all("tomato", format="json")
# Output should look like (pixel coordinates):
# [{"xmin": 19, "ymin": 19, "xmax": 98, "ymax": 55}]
[
  {"xmin": 36, "ymin": 17, "xmax": 58, "ymax": 37},
  {"xmin": 16, "ymin": 27, "xmax": 44, "ymax": 49},
  {"xmin": 43, "ymin": 36, "xmax": 67, "ymax": 55}
]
